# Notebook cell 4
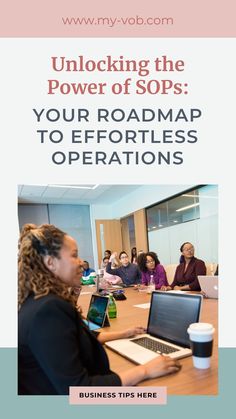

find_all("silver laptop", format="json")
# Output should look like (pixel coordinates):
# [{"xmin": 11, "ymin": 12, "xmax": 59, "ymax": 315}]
[
  {"xmin": 105, "ymin": 291, "xmax": 202, "ymax": 364},
  {"xmin": 198, "ymin": 275, "xmax": 218, "ymax": 299}
]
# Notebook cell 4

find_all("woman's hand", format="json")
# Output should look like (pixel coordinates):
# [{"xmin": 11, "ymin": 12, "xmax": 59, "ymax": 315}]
[
  {"xmin": 122, "ymin": 327, "xmax": 146, "ymax": 338},
  {"xmin": 160, "ymin": 285, "xmax": 171, "ymax": 291},
  {"xmin": 120, "ymin": 355, "xmax": 181, "ymax": 385},
  {"xmin": 143, "ymin": 355, "xmax": 181, "ymax": 379},
  {"xmin": 109, "ymin": 252, "xmax": 118, "ymax": 262},
  {"xmin": 134, "ymin": 284, "xmax": 148, "ymax": 291},
  {"xmin": 97, "ymin": 326, "xmax": 146, "ymax": 344}
]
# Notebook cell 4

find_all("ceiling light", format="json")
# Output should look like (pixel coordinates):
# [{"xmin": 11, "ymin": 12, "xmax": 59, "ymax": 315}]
[
  {"xmin": 181, "ymin": 194, "xmax": 197, "ymax": 198},
  {"xmin": 48, "ymin": 184, "xmax": 99, "ymax": 190},
  {"xmin": 182, "ymin": 194, "xmax": 217, "ymax": 199},
  {"xmin": 176, "ymin": 203, "xmax": 200, "ymax": 212}
]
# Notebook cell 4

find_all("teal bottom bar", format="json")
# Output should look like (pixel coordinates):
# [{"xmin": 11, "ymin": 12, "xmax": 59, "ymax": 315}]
[{"xmin": 0, "ymin": 348, "xmax": 234, "ymax": 418}]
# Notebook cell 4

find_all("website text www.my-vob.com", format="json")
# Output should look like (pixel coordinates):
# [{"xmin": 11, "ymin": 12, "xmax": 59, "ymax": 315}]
[{"xmin": 62, "ymin": 16, "xmax": 174, "ymax": 28}]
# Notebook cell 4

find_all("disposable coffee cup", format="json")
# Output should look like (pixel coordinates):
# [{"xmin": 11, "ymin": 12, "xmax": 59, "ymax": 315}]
[{"xmin": 187, "ymin": 323, "xmax": 215, "ymax": 369}]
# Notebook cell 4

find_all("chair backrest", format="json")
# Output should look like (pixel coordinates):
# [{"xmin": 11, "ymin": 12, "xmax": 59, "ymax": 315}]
[
  {"xmin": 164, "ymin": 264, "xmax": 178, "ymax": 285},
  {"xmin": 205, "ymin": 262, "xmax": 218, "ymax": 276},
  {"xmin": 164, "ymin": 262, "xmax": 217, "ymax": 285}
]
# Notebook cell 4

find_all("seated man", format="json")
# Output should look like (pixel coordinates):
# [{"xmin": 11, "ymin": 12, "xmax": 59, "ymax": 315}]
[
  {"xmin": 106, "ymin": 251, "xmax": 141, "ymax": 286},
  {"xmin": 82, "ymin": 261, "xmax": 95, "ymax": 277}
]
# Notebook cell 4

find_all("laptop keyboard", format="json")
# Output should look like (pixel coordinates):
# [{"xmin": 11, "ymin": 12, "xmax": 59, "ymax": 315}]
[{"xmin": 132, "ymin": 337, "xmax": 180, "ymax": 354}]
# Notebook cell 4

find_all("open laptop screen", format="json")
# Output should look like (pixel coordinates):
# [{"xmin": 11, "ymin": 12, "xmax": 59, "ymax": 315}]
[{"xmin": 148, "ymin": 292, "xmax": 202, "ymax": 348}]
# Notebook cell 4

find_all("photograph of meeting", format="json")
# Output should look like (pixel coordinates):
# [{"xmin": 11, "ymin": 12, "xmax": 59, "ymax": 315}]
[{"xmin": 17, "ymin": 184, "xmax": 218, "ymax": 395}]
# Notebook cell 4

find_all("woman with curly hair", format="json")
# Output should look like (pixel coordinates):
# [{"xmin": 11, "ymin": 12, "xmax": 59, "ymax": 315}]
[
  {"xmin": 137, "ymin": 251, "xmax": 168, "ymax": 290},
  {"xmin": 18, "ymin": 224, "xmax": 180, "ymax": 395}
]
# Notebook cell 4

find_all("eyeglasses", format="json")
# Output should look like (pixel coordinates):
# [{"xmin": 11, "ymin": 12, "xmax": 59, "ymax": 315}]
[
  {"xmin": 146, "ymin": 260, "xmax": 155, "ymax": 264},
  {"xmin": 183, "ymin": 247, "xmax": 194, "ymax": 252}
]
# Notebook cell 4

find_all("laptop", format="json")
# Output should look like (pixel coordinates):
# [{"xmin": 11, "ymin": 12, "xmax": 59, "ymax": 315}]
[
  {"xmin": 83, "ymin": 294, "xmax": 110, "ymax": 331},
  {"xmin": 198, "ymin": 275, "xmax": 218, "ymax": 299},
  {"xmin": 105, "ymin": 291, "xmax": 202, "ymax": 364}
]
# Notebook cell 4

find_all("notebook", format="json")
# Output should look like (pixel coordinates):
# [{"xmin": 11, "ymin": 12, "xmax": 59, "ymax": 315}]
[
  {"xmin": 198, "ymin": 275, "xmax": 218, "ymax": 299},
  {"xmin": 105, "ymin": 291, "xmax": 202, "ymax": 364},
  {"xmin": 83, "ymin": 294, "xmax": 110, "ymax": 331}
]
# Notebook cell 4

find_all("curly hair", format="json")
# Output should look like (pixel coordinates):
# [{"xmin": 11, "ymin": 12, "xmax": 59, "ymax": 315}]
[
  {"xmin": 137, "ymin": 251, "xmax": 160, "ymax": 273},
  {"xmin": 18, "ymin": 224, "xmax": 78, "ymax": 309}
]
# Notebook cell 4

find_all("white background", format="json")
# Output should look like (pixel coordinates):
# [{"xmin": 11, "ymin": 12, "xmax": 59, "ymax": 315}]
[{"xmin": 1, "ymin": 38, "xmax": 235, "ymax": 347}]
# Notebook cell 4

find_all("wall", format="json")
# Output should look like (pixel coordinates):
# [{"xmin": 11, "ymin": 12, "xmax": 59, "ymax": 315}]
[
  {"xmin": 18, "ymin": 204, "xmax": 49, "ymax": 229},
  {"xmin": 109, "ymin": 184, "xmax": 191, "ymax": 218},
  {"xmin": 48, "ymin": 205, "xmax": 94, "ymax": 267},
  {"xmin": 148, "ymin": 185, "xmax": 218, "ymax": 264},
  {"xmin": 18, "ymin": 204, "xmax": 95, "ymax": 268}
]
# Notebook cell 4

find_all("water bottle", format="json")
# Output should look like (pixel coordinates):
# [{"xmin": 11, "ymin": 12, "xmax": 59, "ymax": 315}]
[
  {"xmin": 108, "ymin": 293, "xmax": 117, "ymax": 319},
  {"xmin": 96, "ymin": 274, "xmax": 100, "ymax": 293},
  {"xmin": 96, "ymin": 269, "xmax": 105, "ymax": 293},
  {"xmin": 148, "ymin": 274, "xmax": 155, "ymax": 293}
]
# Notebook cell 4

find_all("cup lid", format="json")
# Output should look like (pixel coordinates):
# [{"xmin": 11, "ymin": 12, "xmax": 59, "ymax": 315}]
[{"xmin": 187, "ymin": 322, "xmax": 215, "ymax": 335}]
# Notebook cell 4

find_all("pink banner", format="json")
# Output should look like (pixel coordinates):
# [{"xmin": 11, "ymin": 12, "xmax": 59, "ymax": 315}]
[
  {"xmin": 69, "ymin": 386, "xmax": 167, "ymax": 405},
  {"xmin": 0, "ymin": 0, "xmax": 235, "ymax": 37}
]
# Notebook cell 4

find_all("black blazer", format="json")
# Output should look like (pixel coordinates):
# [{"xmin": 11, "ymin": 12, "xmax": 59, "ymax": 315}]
[{"xmin": 18, "ymin": 293, "xmax": 121, "ymax": 395}]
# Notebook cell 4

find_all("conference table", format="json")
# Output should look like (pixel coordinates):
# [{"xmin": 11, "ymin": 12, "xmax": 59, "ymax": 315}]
[{"xmin": 78, "ymin": 286, "xmax": 218, "ymax": 395}]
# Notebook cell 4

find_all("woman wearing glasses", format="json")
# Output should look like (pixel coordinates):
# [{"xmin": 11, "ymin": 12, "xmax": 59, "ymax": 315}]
[
  {"xmin": 137, "ymin": 251, "xmax": 168, "ymax": 290},
  {"xmin": 161, "ymin": 242, "xmax": 206, "ymax": 291}
]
